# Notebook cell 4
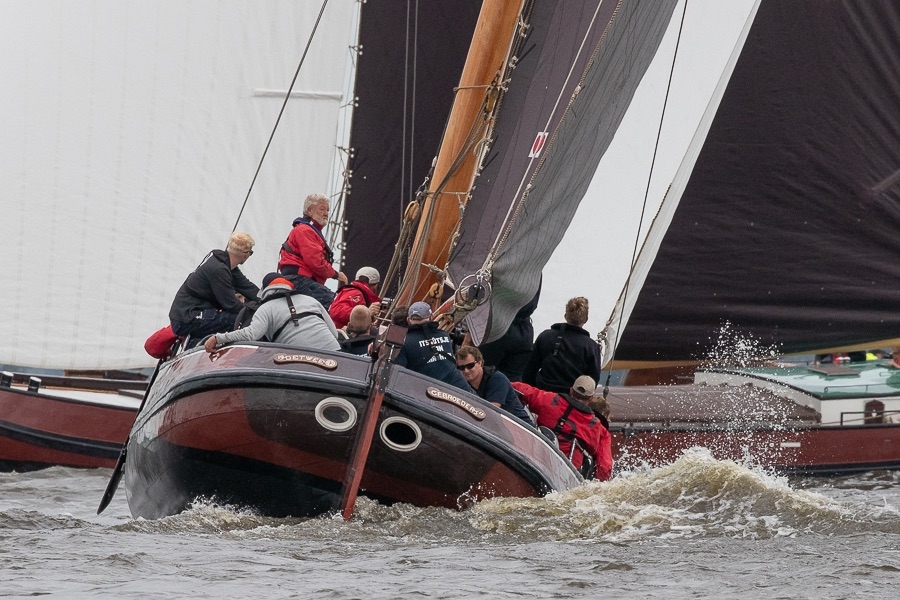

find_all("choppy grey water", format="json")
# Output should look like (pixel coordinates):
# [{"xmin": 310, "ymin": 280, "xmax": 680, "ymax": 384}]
[{"xmin": 2, "ymin": 449, "xmax": 899, "ymax": 599}]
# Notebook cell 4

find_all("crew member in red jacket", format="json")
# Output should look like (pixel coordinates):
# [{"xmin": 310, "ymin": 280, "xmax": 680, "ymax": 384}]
[
  {"xmin": 277, "ymin": 193, "xmax": 348, "ymax": 308},
  {"xmin": 328, "ymin": 266, "xmax": 382, "ymax": 329},
  {"xmin": 512, "ymin": 375, "xmax": 612, "ymax": 481}
]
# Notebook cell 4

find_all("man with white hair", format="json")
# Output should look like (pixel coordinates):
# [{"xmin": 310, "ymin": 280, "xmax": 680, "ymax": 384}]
[
  {"xmin": 169, "ymin": 231, "xmax": 260, "ymax": 344},
  {"xmin": 278, "ymin": 193, "xmax": 348, "ymax": 308},
  {"xmin": 328, "ymin": 266, "xmax": 382, "ymax": 329}
]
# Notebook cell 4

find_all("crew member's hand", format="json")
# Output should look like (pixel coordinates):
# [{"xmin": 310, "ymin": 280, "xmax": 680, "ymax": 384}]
[
  {"xmin": 204, "ymin": 335, "xmax": 218, "ymax": 353},
  {"xmin": 336, "ymin": 271, "xmax": 349, "ymax": 286},
  {"xmin": 368, "ymin": 301, "xmax": 381, "ymax": 320}
]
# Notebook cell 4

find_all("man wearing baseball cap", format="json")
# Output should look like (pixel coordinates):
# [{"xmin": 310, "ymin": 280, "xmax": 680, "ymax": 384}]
[
  {"xmin": 394, "ymin": 302, "xmax": 472, "ymax": 393},
  {"xmin": 328, "ymin": 266, "xmax": 382, "ymax": 329},
  {"xmin": 511, "ymin": 374, "xmax": 612, "ymax": 481}
]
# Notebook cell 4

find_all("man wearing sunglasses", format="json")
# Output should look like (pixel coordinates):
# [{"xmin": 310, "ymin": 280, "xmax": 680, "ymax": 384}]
[{"xmin": 456, "ymin": 346, "xmax": 534, "ymax": 426}]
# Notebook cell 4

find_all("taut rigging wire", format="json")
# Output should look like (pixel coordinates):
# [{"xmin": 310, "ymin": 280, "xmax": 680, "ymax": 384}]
[
  {"xmin": 601, "ymin": 0, "xmax": 689, "ymax": 397},
  {"xmin": 231, "ymin": 0, "xmax": 331, "ymax": 233}
]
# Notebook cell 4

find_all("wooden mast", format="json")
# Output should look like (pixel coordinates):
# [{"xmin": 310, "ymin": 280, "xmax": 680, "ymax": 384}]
[{"xmin": 396, "ymin": 0, "xmax": 523, "ymax": 307}]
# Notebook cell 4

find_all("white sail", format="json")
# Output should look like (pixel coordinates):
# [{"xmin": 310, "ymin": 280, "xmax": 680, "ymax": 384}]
[
  {"xmin": 534, "ymin": 0, "xmax": 759, "ymax": 354},
  {"xmin": 0, "ymin": 0, "xmax": 359, "ymax": 369}
]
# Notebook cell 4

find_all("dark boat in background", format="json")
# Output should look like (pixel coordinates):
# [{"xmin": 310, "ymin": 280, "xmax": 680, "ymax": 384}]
[
  {"xmin": 0, "ymin": 372, "xmax": 142, "ymax": 471},
  {"xmin": 593, "ymin": 0, "xmax": 900, "ymax": 473},
  {"xmin": 608, "ymin": 361, "xmax": 900, "ymax": 475}
]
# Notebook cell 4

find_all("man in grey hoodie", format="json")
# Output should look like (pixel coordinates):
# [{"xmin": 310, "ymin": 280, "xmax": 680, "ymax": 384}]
[{"xmin": 204, "ymin": 273, "xmax": 341, "ymax": 353}]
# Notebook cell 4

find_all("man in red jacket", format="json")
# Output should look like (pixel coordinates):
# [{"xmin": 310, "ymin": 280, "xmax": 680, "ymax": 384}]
[
  {"xmin": 328, "ymin": 266, "xmax": 382, "ymax": 329},
  {"xmin": 512, "ymin": 375, "xmax": 612, "ymax": 481},
  {"xmin": 278, "ymin": 193, "xmax": 348, "ymax": 308}
]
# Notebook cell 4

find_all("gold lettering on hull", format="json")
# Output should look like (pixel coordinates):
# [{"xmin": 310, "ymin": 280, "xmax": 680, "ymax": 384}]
[
  {"xmin": 426, "ymin": 387, "xmax": 486, "ymax": 420},
  {"xmin": 274, "ymin": 354, "xmax": 339, "ymax": 370}
]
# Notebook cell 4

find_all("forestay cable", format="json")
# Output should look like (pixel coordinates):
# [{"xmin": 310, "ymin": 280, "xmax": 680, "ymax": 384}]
[{"xmin": 231, "ymin": 0, "xmax": 331, "ymax": 233}]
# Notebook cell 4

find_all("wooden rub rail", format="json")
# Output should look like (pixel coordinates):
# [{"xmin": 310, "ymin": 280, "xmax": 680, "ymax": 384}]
[{"xmin": 1, "ymin": 372, "xmax": 148, "ymax": 393}]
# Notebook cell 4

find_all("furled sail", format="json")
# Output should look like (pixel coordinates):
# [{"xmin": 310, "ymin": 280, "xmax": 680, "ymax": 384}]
[
  {"xmin": 609, "ymin": 0, "xmax": 900, "ymax": 366},
  {"xmin": 447, "ymin": 0, "xmax": 678, "ymax": 344},
  {"xmin": 0, "ymin": 1, "xmax": 359, "ymax": 369}
]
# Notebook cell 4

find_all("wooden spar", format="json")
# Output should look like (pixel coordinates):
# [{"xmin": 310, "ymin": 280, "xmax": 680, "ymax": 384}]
[
  {"xmin": 338, "ymin": 324, "xmax": 407, "ymax": 521},
  {"xmin": 395, "ymin": 0, "xmax": 524, "ymax": 307}
]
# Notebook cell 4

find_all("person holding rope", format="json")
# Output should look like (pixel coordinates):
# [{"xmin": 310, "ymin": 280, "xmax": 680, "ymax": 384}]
[
  {"xmin": 277, "ymin": 193, "xmax": 348, "ymax": 309},
  {"xmin": 204, "ymin": 273, "xmax": 340, "ymax": 353}
]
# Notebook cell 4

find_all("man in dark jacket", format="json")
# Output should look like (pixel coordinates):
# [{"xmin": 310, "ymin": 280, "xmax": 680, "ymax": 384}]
[
  {"xmin": 512, "ymin": 375, "xmax": 611, "ymax": 481},
  {"xmin": 456, "ymin": 345, "xmax": 534, "ymax": 425},
  {"xmin": 395, "ymin": 302, "xmax": 472, "ymax": 392},
  {"xmin": 479, "ymin": 281, "xmax": 540, "ymax": 382},
  {"xmin": 169, "ymin": 231, "xmax": 260, "ymax": 342},
  {"xmin": 522, "ymin": 296, "xmax": 601, "ymax": 394}
]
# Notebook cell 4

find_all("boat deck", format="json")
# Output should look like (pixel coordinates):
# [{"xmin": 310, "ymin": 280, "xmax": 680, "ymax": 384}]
[{"xmin": 606, "ymin": 383, "xmax": 821, "ymax": 426}]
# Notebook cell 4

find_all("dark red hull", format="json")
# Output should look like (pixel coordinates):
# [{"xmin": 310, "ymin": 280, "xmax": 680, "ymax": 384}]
[
  {"xmin": 124, "ymin": 344, "xmax": 581, "ymax": 519},
  {"xmin": 606, "ymin": 381, "xmax": 900, "ymax": 474},
  {"xmin": 611, "ymin": 424, "xmax": 900, "ymax": 474},
  {"xmin": 0, "ymin": 385, "xmax": 140, "ymax": 471}
]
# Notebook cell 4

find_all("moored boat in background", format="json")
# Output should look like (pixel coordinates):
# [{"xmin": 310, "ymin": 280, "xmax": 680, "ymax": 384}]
[
  {"xmin": 0, "ymin": 372, "xmax": 142, "ymax": 471},
  {"xmin": 608, "ymin": 360, "xmax": 900, "ymax": 474},
  {"xmin": 1, "ymin": 1, "xmax": 358, "ymax": 471}
]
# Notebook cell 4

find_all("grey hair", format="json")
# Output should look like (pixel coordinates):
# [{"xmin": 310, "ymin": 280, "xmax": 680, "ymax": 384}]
[{"xmin": 303, "ymin": 193, "xmax": 329, "ymax": 215}]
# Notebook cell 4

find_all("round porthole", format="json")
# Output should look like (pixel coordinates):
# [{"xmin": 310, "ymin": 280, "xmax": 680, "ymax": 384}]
[
  {"xmin": 314, "ymin": 397, "xmax": 358, "ymax": 432},
  {"xmin": 379, "ymin": 416, "xmax": 422, "ymax": 452}
]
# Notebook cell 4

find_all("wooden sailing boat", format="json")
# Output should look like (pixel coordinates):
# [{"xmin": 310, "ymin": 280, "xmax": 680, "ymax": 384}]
[
  {"xmin": 116, "ymin": 0, "xmax": 680, "ymax": 519},
  {"xmin": 594, "ymin": 0, "xmax": 900, "ymax": 473}
]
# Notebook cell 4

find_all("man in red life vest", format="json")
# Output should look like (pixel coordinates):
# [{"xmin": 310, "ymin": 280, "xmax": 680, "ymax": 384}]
[
  {"xmin": 278, "ymin": 193, "xmax": 348, "ymax": 308},
  {"xmin": 329, "ymin": 266, "xmax": 382, "ymax": 329},
  {"xmin": 512, "ymin": 375, "xmax": 612, "ymax": 481}
]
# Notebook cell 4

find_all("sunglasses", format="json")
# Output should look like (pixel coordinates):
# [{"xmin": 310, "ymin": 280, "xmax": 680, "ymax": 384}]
[{"xmin": 456, "ymin": 361, "xmax": 478, "ymax": 371}]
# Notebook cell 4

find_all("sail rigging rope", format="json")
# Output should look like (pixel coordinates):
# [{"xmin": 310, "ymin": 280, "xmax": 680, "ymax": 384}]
[
  {"xmin": 402, "ymin": 0, "xmax": 420, "ymax": 221},
  {"xmin": 398, "ymin": 79, "xmax": 503, "ymax": 304},
  {"xmin": 444, "ymin": 0, "xmax": 618, "ymax": 335},
  {"xmin": 484, "ymin": 0, "xmax": 614, "ymax": 271},
  {"xmin": 230, "ymin": 0, "xmax": 331, "ymax": 233},
  {"xmin": 601, "ymin": 0, "xmax": 690, "ymax": 388}
]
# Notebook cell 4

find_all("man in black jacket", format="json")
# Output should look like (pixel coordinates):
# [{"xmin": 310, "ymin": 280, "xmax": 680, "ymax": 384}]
[
  {"xmin": 522, "ymin": 296, "xmax": 601, "ymax": 394},
  {"xmin": 395, "ymin": 302, "xmax": 472, "ymax": 392},
  {"xmin": 169, "ymin": 231, "xmax": 260, "ymax": 343}
]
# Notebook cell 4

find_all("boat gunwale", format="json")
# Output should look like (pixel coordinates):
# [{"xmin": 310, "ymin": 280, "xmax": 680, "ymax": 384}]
[{"xmin": 132, "ymin": 354, "xmax": 581, "ymax": 494}]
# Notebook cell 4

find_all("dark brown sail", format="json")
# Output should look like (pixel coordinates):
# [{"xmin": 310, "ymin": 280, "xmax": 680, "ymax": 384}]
[
  {"xmin": 616, "ymin": 0, "xmax": 900, "ymax": 365},
  {"xmin": 341, "ymin": 1, "xmax": 480, "ymax": 280}
]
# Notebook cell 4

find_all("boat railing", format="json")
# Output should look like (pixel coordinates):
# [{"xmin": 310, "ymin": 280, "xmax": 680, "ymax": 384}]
[
  {"xmin": 837, "ymin": 409, "xmax": 900, "ymax": 426},
  {"xmin": 0, "ymin": 370, "xmax": 148, "ymax": 393}
]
